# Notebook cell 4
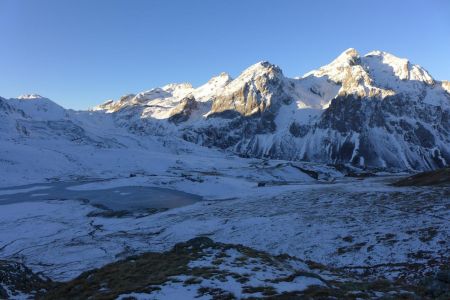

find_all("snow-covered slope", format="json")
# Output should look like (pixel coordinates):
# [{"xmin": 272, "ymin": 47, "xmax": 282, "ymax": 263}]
[
  {"xmin": 2, "ymin": 48, "xmax": 450, "ymax": 174},
  {"xmin": 178, "ymin": 49, "xmax": 449, "ymax": 170}
]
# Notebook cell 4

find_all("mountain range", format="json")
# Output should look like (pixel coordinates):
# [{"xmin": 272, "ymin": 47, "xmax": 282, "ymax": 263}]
[{"xmin": 1, "ymin": 48, "xmax": 449, "ymax": 177}]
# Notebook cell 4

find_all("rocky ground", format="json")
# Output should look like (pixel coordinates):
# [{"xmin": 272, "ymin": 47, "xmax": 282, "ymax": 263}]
[
  {"xmin": 393, "ymin": 168, "xmax": 450, "ymax": 186},
  {"xmin": 1, "ymin": 238, "xmax": 449, "ymax": 299},
  {"xmin": 0, "ymin": 171, "xmax": 449, "ymax": 299}
]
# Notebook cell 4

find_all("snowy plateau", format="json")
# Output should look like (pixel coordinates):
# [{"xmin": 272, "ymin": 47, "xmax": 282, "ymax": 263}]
[{"xmin": 0, "ymin": 49, "xmax": 449, "ymax": 299}]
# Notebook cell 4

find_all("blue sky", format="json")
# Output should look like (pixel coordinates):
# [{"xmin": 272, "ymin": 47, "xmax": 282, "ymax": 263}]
[{"xmin": 1, "ymin": 0, "xmax": 449, "ymax": 109}]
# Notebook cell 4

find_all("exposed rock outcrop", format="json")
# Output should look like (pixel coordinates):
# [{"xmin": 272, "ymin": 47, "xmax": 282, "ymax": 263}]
[{"xmin": 168, "ymin": 95, "xmax": 198, "ymax": 124}]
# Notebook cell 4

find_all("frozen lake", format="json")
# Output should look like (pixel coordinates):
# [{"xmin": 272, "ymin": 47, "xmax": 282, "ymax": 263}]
[{"xmin": 0, "ymin": 180, "xmax": 202, "ymax": 211}]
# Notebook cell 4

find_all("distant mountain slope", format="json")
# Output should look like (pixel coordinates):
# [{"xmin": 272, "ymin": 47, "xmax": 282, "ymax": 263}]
[{"xmin": 2, "ymin": 48, "xmax": 449, "ymax": 172}]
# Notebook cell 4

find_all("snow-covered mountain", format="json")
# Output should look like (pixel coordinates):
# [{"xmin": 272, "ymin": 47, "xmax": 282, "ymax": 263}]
[{"xmin": 2, "ymin": 48, "xmax": 449, "ymax": 173}]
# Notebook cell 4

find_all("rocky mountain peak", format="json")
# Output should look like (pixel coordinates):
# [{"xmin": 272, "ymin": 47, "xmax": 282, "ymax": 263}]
[
  {"xmin": 206, "ymin": 72, "xmax": 232, "ymax": 86},
  {"xmin": 208, "ymin": 61, "xmax": 287, "ymax": 117},
  {"xmin": 192, "ymin": 72, "xmax": 232, "ymax": 102},
  {"xmin": 238, "ymin": 61, "xmax": 283, "ymax": 80},
  {"xmin": 363, "ymin": 50, "xmax": 434, "ymax": 85},
  {"xmin": 17, "ymin": 94, "xmax": 46, "ymax": 100},
  {"xmin": 216, "ymin": 72, "xmax": 232, "ymax": 81},
  {"xmin": 305, "ymin": 48, "xmax": 363, "ymax": 81},
  {"xmin": 302, "ymin": 48, "xmax": 439, "ymax": 99},
  {"xmin": 162, "ymin": 83, "xmax": 194, "ymax": 98},
  {"xmin": 332, "ymin": 48, "xmax": 361, "ymax": 67}
]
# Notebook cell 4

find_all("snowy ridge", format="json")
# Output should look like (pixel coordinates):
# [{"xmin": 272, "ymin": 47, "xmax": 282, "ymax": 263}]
[{"xmin": 2, "ymin": 48, "xmax": 450, "ymax": 173}]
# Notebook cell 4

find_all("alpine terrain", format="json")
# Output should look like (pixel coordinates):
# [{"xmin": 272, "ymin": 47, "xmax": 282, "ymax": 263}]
[{"xmin": 0, "ymin": 49, "xmax": 449, "ymax": 299}]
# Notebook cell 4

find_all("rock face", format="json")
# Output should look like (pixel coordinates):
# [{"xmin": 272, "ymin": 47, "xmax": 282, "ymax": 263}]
[
  {"xmin": 168, "ymin": 95, "xmax": 198, "ymax": 124},
  {"xmin": 308, "ymin": 93, "xmax": 450, "ymax": 169},
  {"xmin": 209, "ymin": 61, "xmax": 290, "ymax": 117},
  {"xmin": 3, "ymin": 49, "xmax": 450, "ymax": 171}
]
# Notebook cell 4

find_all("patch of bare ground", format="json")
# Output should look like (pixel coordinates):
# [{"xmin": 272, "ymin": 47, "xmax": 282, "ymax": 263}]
[{"xmin": 393, "ymin": 168, "xmax": 450, "ymax": 186}]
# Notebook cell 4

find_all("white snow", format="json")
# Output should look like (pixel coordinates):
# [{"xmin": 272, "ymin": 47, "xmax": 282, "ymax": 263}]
[{"xmin": 0, "ymin": 176, "xmax": 447, "ymax": 284}]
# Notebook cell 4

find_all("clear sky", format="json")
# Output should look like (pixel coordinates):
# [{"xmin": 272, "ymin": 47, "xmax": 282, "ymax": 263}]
[{"xmin": 1, "ymin": 0, "xmax": 449, "ymax": 109}]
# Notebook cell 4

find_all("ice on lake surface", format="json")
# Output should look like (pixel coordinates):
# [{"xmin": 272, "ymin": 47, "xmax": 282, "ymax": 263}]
[{"xmin": 0, "ymin": 180, "xmax": 202, "ymax": 211}]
